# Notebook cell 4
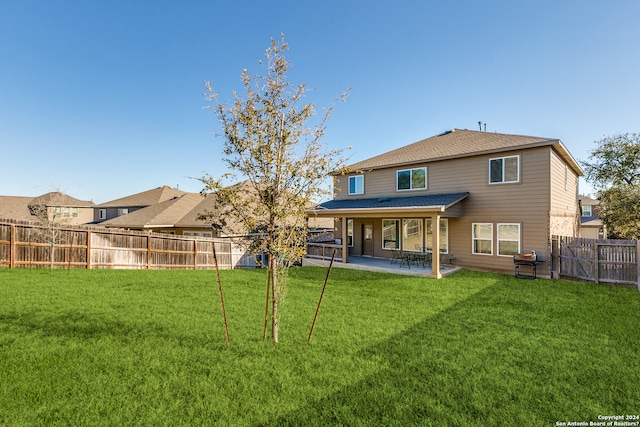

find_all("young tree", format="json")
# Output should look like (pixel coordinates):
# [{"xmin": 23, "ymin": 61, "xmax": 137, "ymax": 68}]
[
  {"xmin": 581, "ymin": 132, "xmax": 640, "ymax": 239},
  {"xmin": 28, "ymin": 190, "xmax": 74, "ymax": 268},
  {"xmin": 199, "ymin": 35, "xmax": 349, "ymax": 342}
]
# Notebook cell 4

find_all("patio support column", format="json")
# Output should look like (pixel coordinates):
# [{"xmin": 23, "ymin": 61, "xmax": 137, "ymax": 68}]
[
  {"xmin": 341, "ymin": 216, "xmax": 348, "ymax": 263},
  {"xmin": 432, "ymin": 213, "xmax": 441, "ymax": 279}
]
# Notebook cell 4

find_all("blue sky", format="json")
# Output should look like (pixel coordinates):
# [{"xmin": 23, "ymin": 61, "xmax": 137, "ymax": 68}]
[{"xmin": 2, "ymin": 0, "xmax": 639, "ymax": 203}]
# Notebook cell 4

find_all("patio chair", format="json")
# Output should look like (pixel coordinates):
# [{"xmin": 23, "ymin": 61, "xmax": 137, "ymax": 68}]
[
  {"xmin": 412, "ymin": 245, "xmax": 431, "ymax": 268},
  {"xmin": 390, "ymin": 249, "xmax": 404, "ymax": 264},
  {"xmin": 399, "ymin": 251, "xmax": 413, "ymax": 268}
]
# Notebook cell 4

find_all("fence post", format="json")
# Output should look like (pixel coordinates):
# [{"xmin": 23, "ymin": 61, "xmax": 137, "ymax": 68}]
[
  {"xmin": 147, "ymin": 234, "xmax": 151, "ymax": 269},
  {"xmin": 86, "ymin": 230, "xmax": 91, "ymax": 269},
  {"xmin": 194, "ymin": 239, "xmax": 198, "ymax": 270},
  {"xmin": 594, "ymin": 241, "xmax": 600, "ymax": 284},
  {"xmin": 9, "ymin": 224, "xmax": 15, "ymax": 269},
  {"xmin": 551, "ymin": 236, "xmax": 558, "ymax": 279},
  {"xmin": 636, "ymin": 241, "xmax": 640, "ymax": 292}
]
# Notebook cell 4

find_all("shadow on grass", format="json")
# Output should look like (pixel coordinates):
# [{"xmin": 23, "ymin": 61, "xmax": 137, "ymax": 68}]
[
  {"xmin": 0, "ymin": 311, "xmax": 170, "ymax": 342},
  {"xmin": 268, "ymin": 277, "xmax": 640, "ymax": 426}
]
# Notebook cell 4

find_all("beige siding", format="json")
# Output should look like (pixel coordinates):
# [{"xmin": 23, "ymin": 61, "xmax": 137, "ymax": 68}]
[
  {"xmin": 580, "ymin": 226, "xmax": 600, "ymax": 240},
  {"xmin": 75, "ymin": 207, "xmax": 96, "ymax": 225},
  {"xmin": 549, "ymin": 149, "xmax": 580, "ymax": 237}
]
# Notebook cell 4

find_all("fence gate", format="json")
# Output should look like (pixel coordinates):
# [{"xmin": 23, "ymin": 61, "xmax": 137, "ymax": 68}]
[{"xmin": 553, "ymin": 236, "xmax": 639, "ymax": 288}]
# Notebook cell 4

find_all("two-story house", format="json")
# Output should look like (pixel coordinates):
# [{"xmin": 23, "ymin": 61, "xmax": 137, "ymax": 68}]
[
  {"xmin": 308, "ymin": 129, "xmax": 584, "ymax": 278},
  {"xmin": 0, "ymin": 192, "xmax": 94, "ymax": 225}
]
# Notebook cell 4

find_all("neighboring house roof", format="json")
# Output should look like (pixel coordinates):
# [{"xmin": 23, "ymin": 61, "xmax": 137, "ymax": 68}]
[
  {"xmin": 100, "ymin": 193, "xmax": 205, "ymax": 228},
  {"xmin": 96, "ymin": 186, "xmax": 186, "ymax": 208},
  {"xmin": 581, "ymin": 216, "xmax": 602, "ymax": 226},
  {"xmin": 101, "ymin": 180, "xmax": 333, "ymax": 233},
  {"xmin": 0, "ymin": 196, "xmax": 35, "ymax": 221},
  {"xmin": 100, "ymin": 185, "xmax": 248, "ymax": 232},
  {"xmin": 310, "ymin": 192, "xmax": 469, "ymax": 215},
  {"xmin": 29, "ymin": 192, "xmax": 94, "ymax": 207},
  {"xmin": 346, "ymin": 128, "xmax": 584, "ymax": 176},
  {"xmin": 578, "ymin": 195, "xmax": 600, "ymax": 206},
  {"xmin": 174, "ymin": 195, "xmax": 219, "ymax": 228},
  {"xmin": 0, "ymin": 192, "xmax": 94, "ymax": 222}
]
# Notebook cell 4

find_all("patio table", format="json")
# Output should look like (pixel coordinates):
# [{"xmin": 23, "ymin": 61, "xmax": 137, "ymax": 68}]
[{"xmin": 399, "ymin": 250, "xmax": 431, "ymax": 268}]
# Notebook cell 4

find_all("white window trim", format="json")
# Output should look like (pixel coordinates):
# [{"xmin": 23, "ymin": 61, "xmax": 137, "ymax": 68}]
[
  {"xmin": 582, "ymin": 205, "xmax": 592, "ymax": 216},
  {"xmin": 99, "ymin": 209, "xmax": 106, "ymax": 220},
  {"xmin": 348, "ymin": 175, "xmax": 364, "ymax": 195},
  {"xmin": 382, "ymin": 219, "xmax": 401, "ymax": 250},
  {"xmin": 396, "ymin": 167, "xmax": 427, "ymax": 192},
  {"xmin": 472, "ymin": 223, "xmax": 493, "ymax": 255},
  {"xmin": 489, "ymin": 155, "xmax": 520, "ymax": 184},
  {"xmin": 184, "ymin": 231, "xmax": 214, "ymax": 237},
  {"xmin": 402, "ymin": 218, "xmax": 424, "ymax": 252},
  {"xmin": 497, "ymin": 223, "xmax": 521, "ymax": 257},
  {"xmin": 347, "ymin": 219, "xmax": 354, "ymax": 247}
]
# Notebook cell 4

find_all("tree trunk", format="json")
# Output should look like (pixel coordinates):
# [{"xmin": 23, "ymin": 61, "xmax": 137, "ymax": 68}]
[
  {"xmin": 50, "ymin": 242, "xmax": 55, "ymax": 269},
  {"xmin": 270, "ymin": 256, "xmax": 279, "ymax": 343}
]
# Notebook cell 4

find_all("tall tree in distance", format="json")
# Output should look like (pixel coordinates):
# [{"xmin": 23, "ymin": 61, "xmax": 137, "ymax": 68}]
[
  {"xmin": 199, "ymin": 35, "xmax": 350, "ymax": 342},
  {"xmin": 581, "ymin": 132, "xmax": 640, "ymax": 239}
]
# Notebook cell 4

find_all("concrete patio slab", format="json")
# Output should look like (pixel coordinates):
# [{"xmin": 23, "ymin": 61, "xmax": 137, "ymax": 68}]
[{"xmin": 302, "ymin": 255, "xmax": 462, "ymax": 278}]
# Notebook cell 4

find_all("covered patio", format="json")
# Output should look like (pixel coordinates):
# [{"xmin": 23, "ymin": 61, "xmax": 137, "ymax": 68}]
[
  {"xmin": 307, "ymin": 192, "xmax": 469, "ymax": 279},
  {"xmin": 302, "ymin": 254, "xmax": 462, "ymax": 278}
]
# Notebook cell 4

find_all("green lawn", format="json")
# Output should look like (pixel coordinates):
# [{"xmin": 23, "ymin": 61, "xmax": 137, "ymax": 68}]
[{"xmin": 1, "ymin": 267, "xmax": 639, "ymax": 426}]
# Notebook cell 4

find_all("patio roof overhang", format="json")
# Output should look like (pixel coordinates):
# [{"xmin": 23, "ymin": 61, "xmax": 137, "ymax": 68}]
[{"xmin": 307, "ymin": 192, "xmax": 469, "ymax": 218}]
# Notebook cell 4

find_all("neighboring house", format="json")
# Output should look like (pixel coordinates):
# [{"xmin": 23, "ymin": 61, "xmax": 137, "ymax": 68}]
[
  {"xmin": 307, "ymin": 128, "xmax": 584, "ymax": 278},
  {"xmin": 94, "ymin": 186, "xmax": 186, "ymax": 223},
  {"xmin": 99, "ymin": 192, "xmax": 220, "ymax": 236},
  {"xmin": 0, "ymin": 192, "xmax": 94, "ymax": 225},
  {"xmin": 579, "ymin": 195, "xmax": 607, "ymax": 239},
  {"xmin": 100, "ymin": 181, "xmax": 334, "ymax": 237}
]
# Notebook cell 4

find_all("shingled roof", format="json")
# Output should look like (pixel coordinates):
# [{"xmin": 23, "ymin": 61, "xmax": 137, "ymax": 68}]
[
  {"xmin": 347, "ymin": 128, "xmax": 583, "ymax": 175},
  {"xmin": 96, "ymin": 186, "xmax": 186, "ymax": 208},
  {"xmin": 310, "ymin": 192, "xmax": 469, "ymax": 215},
  {"xmin": 0, "ymin": 196, "xmax": 35, "ymax": 221},
  {"xmin": 100, "ymin": 193, "xmax": 204, "ymax": 228},
  {"xmin": 29, "ymin": 192, "xmax": 94, "ymax": 207}
]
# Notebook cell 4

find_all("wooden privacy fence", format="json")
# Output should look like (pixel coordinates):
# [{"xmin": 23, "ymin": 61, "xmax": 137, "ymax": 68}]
[
  {"xmin": 0, "ymin": 219, "xmax": 259, "ymax": 270},
  {"xmin": 552, "ymin": 236, "xmax": 639, "ymax": 289},
  {"xmin": 306, "ymin": 242, "xmax": 343, "ymax": 262}
]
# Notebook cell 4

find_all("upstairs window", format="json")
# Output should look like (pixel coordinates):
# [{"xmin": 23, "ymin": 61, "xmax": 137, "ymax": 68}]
[
  {"xmin": 117, "ymin": 208, "xmax": 129, "ymax": 216},
  {"xmin": 99, "ymin": 209, "xmax": 106, "ymax": 220},
  {"xmin": 489, "ymin": 155, "xmax": 519, "ymax": 184},
  {"xmin": 582, "ymin": 205, "xmax": 592, "ymax": 216},
  {"xmin": 397, "ymin": 167, "xmax": 427, "ymax": 191},
  {"xmin": 348, "ymin": 175, "xmax": 364, "ymax": 195}
]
